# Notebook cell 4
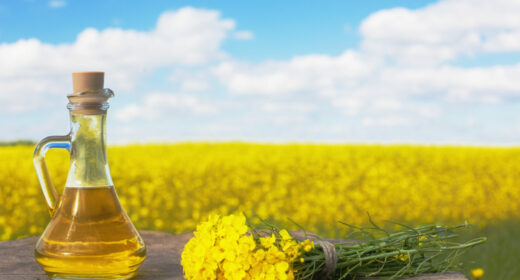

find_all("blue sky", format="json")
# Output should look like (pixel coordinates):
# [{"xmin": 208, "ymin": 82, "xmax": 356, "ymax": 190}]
[{"xmin": 1, "ymin": 0, "xmax": 520, "ymax": 144}]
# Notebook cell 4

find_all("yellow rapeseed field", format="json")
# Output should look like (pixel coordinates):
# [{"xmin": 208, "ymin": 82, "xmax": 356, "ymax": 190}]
[{"xmin": 1, "ymin": 143, "xmax": 519, "ymax": 241}]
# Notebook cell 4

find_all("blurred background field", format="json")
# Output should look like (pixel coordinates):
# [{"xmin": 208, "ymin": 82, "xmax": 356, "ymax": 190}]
[{"xmin": 1, "ymin": 142, "xmax": 519, "ymax": 279}]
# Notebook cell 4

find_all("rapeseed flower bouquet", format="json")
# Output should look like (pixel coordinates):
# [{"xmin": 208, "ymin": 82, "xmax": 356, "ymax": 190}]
[{"xmin": 181, "ymin": 213, "xmax": 485, "ymax": 280}]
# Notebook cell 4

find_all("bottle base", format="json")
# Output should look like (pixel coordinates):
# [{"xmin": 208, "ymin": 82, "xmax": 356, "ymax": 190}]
[
  {"xmin": 36, "ymin": 252, "xmax": 145, "ymax": 280},
  {"xmin": 46, "ymin": 272, "xmax": 136, "ymax": 280}
]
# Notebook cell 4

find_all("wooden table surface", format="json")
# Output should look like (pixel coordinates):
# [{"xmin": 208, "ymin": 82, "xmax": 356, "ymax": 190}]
[{"xmin": 0, "ymin": 231, "xmax": 467, "ymax": 280}]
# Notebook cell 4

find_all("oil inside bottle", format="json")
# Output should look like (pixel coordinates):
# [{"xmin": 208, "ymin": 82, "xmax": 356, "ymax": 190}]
[{"xmin": 35, "ymin": 186, "xmax": 146, "ymax": 279}]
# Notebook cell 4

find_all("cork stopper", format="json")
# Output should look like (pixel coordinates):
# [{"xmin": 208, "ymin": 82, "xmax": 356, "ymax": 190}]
[{"xmin": 72, "ymin": 72, "xmax": 104, "ymax": 93}]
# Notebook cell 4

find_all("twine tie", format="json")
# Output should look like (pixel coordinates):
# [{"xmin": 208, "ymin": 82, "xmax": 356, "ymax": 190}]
[{"xmin": 315, "ymin": 240, "xmax": 337, "ymax": 280}]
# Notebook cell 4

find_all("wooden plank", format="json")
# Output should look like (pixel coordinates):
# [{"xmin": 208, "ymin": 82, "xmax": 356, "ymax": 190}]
[{"xmin": 0, "ymin": 231, "xmax": 466, "ymax": 280}]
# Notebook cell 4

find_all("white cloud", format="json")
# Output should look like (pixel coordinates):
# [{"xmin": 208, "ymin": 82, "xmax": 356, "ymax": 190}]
[
  {"xmin": 48, "ymin": 0, "xmax": 66, "ymax": 8},
  {"xmin": 212, "ymin": 51, "xmax": 377, "ymax": 96},
  {"xmin": 180, "ymin": 80, "xmax": 210, "ymax": 91},
  {"xmin": 260, "ymin": 102, "xmax": 314, "ymax": 114},
  {"xmin": 208, "ymin": 50, "xmax": 520, "ymax": 127},
  {"xmin": 331, "ymin": 97, "xmax": 364, "ymax": 116},
  {"xmin": 115, "ymin": 92, "xmax": 216, "ymax": 122},
  {"xmin": 376, "ymin": 64, "xmax": 520, "ymax": 102},
  {"xmin": 169, "ymin": 68, "xmax": 214, "ymax": 92},
  {"xmin": 233, "ymin": 31, "xmax": 254, "ymax": 40},
  {"xmin": 0, "ymin": 7, "xmax": 241, "ymax": 113},
  {"xmin": 362, "ymin": 116, "xmax": 412, "ymax": 127},
  {"xmin": 360, "ymin": 0, "xmax": 520, "ymax": 65}
]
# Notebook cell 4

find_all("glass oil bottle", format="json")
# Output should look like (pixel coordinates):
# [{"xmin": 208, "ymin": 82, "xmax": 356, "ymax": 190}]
[{"xmin": 33, "ymin": 72, "xmax": 146, "ymax": 279}]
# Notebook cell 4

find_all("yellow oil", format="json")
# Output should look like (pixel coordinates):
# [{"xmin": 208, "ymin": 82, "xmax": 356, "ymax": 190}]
[{"xmin": 35, "ymin": 186, "xmax": 146, "ymax": 279}]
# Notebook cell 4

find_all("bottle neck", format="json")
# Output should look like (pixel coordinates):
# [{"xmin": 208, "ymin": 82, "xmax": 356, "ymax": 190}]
[{"xmin": 65, "ymin": 112, "xmax": 113, "ymax": 188}]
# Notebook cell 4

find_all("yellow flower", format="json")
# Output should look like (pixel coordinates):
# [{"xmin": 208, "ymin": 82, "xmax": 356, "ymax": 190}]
[
  {"xmin": 471, "ymin": 268, "xmax": 484, "ymax": 279},
  {"xmin": 260, "ymin": 234, "xmax": 276, "ymax": 249},
  {"xmin": 182, "ymin": 213, "xmax": 305, "ymax": 280},
  {"xmin": 279, "ymin": 229, "xmax": 292, "ymax": 240},
  {"xmin": 395, "ymin": 253, "xmax": 409, "ymax": 262},
  {"xmin": 301, "ymin": 239, "xmax": 314, "ymax": 252},
  {"xmin": 254, "ymin": 249, "xmax": 266, "ymax": 261},
  {"xmin": 418, "ymin": 235, "xmax": 427, "ymax": 246}
]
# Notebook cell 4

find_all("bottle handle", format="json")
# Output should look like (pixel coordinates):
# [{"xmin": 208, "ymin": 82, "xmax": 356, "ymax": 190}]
[{"xmin": 33, "ymin": 135, "xmax": 71, "ymax": 216}]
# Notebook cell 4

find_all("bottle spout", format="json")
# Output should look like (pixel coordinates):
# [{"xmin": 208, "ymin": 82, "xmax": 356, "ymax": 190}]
[{"xmin": 67, "ymin": 71, "xmax": 114, "ymax": 114}]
